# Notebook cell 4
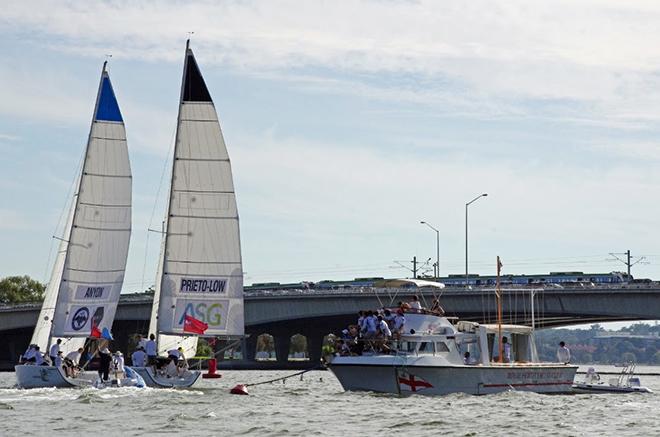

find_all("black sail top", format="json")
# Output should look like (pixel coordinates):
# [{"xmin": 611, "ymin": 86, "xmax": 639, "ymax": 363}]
[{"xmin": 182, "ymin": 46, "xmax": 212, "ymax": 102}]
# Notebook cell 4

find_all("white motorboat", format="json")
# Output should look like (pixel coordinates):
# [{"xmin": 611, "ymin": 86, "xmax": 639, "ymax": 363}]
[
  {"xmin": 132, "ymin": 40, "xmax": 245, "ymax": 388},
  {"xmin": 330, "ymin": 265, "xmax": 577, "ymax": 396},
  {"xmin": 15, "ymin": 61, "xmax": 132, "ymax": 389},
  {"xmin": 572, "ymin": 365, "xmax": 652, "ymax": 394},
  {"xmin": 329, "ymin": 311, "xmax": 577, "ymax": 396}
]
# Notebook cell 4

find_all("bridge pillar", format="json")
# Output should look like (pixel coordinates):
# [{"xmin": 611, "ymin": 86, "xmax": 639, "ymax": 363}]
[
  {"xmin": 274, "ymin": 334, "xmax": 291, "ymax": 363},
  {"xmin": 242, "ymin": 335, "xmax": 257, "ymax": 361},
  {"xmin": 306, "ymin": 334, "xmax": 324, "ymax": 364}
]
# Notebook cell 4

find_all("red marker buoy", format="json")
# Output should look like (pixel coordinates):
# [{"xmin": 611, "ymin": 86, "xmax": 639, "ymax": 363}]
[
  {"xmin": 202, "ymin": 358, "xmax": 222, "ymax": 379},
  {"xmin": 230, "ymin": 384, "xmax": 249, "ymax": 395}
]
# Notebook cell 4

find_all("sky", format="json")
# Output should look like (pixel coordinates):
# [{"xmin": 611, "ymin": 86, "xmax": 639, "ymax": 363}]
[{"xmin": 2, "ymin": 1, "xmax": 660, "ymax": 295}]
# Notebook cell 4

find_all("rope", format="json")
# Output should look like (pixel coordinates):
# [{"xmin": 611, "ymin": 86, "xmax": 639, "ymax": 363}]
[{"xmin": 244, "ymin": 365, "xmax": 323, "ymax": 387}]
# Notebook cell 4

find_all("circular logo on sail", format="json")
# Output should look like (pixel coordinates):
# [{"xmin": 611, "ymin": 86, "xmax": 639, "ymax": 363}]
[{"xmin": 71, "ymin": 307, "xmax": 89, "ymax": 331}]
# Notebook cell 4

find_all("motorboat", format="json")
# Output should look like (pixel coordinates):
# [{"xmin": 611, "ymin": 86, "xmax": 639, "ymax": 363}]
[
  {"xmin": 329, "ymin": 310, "xmax": 578, "ymax": 396},
  {"xmin": 572, "ymin": 365, "xmax": 652, "ymax": 394}
]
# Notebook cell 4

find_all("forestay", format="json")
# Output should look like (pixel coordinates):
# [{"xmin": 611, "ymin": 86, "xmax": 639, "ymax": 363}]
[
  {"xmin": 51, "ymin": 65, "xmax": 132, "ymax": 338},
  {"xmin": 156, "ymin": 42, "xmax": 244, "ymax": 338}
]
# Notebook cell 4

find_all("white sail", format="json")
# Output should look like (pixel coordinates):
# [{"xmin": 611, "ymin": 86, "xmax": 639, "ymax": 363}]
[
  {"xmin": 149, "ymin": 219, "xmax": 199, "ymax": 357},
  {"xmin": 50, "ymin": 64, "xmax": 132, "ymax": 338},
  {"xmin": 31, "ymin": 197, "xmax": 75, "ymax": 350},
  {"xmin": 155, "ymin": 41, "xmax": 244, "ymax": 338}
]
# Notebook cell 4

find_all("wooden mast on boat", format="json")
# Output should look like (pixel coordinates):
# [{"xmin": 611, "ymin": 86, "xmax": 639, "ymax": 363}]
[{"xmin": 496, "ymin": 256, "xmax": 503, "ymax": 362}]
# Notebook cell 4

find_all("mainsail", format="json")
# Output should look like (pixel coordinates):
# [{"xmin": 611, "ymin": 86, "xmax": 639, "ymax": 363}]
[
  {"xmin": 46, "ymin": 63, "xmax": 132, "ymax": 341},
  {"xmin": 152, "ymin": 41, "xmax": 244, "ymax": 353}
]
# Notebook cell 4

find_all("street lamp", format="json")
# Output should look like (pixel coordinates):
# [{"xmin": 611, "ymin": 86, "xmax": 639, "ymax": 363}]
[
  {"xmin": 465, "ymin": 193, "xmax": 488, "ymax": 286},
  {"xmin": 420, "ymin": 221, "xmax": 440, "ymax": 279}
]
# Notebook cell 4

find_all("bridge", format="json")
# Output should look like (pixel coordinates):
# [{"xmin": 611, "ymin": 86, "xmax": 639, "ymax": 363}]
[{"xmin": 1, "ymin": 285, "xmax": 659, "ymax": 369}]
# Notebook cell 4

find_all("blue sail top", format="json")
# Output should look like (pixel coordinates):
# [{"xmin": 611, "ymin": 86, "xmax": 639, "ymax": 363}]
[{"xmin": 95, "ymin": 75, "xmax": 123, "ymax": 122}]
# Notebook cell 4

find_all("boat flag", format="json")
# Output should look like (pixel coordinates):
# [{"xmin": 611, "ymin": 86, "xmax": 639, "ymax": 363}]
[
  {"xmin": 183, "ymin": 314, "xmax": 208, "ymax": 335},
  {"xmin": 90, "ymin": 322, "xmax": 102, "ymax": 339},
  {"xmin": 101, "ymin": 327, "xmax": 113, "ymax": 340}
]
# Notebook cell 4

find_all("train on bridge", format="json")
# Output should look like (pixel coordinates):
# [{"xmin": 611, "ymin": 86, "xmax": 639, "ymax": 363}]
[{"xmin": 247, "ymin": 271, "xmax": 640, "ymax": 292}]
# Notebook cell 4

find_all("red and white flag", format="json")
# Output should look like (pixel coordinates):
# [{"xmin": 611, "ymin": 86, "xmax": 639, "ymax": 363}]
[
  {"xmin": 183, "ymin": 314, "xmax": 208, "ymax": 335},
  {"xmin": 398, "ymin": 372, "xmax": 434, "ymax": 392},
  {"xmin": 90, "ymin": 322, "xmax": 102, "ymax": 339}
]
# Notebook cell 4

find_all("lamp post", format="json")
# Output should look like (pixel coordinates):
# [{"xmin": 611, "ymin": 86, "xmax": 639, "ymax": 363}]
[
  {"xmin": 420, "ymin": 221, "xmax": 440, "ymax": 279},
  {"xmin": 465, "ymin": 193, "xmax": 488, "ymax": 286}
]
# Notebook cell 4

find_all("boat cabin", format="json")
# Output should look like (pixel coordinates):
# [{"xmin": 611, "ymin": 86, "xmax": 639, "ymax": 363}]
[{"xmin": 395, "ymin": 312, "xmax": 540, "ymax": 366}]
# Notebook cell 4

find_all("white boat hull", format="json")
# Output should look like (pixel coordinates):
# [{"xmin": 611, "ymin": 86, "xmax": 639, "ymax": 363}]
[
  {"xmin": 15, "ymin": 365, "xmax": 145, "ymax": 389},
  {"xmin": 572, "ymin": 383, "xmax": 652, "ymax": 394},
  {"xmin": 330, "ymin": 360, "xmax": 577, "ymax": 395},
  {"xmin": 15, "ymin": 365, "xmax": 74, "ymax": 389},
  {"xmin": 131, "ymin": 366, "xmax": 201, "ymax": 388}
]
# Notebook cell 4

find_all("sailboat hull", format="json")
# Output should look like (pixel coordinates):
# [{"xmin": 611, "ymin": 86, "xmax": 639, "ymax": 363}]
[
  {"xmin": 131, "ymin": 366, "xmax": 201, "ymax": 388},
  {"xmin": 15, "ymin": 365, "xmax": 75, "ymax": 389}
]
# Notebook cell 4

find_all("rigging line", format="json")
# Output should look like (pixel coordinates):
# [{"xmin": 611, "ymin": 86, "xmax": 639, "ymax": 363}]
[
  {"xmin": 140, "ymin": 126, "xmax": 177, "ymax": 291},
  {"xmin": 42, "ymin": 148, "xmax": 86, "ymax": 284}
]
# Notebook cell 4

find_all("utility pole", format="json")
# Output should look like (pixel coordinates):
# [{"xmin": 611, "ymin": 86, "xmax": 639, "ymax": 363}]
[
  {"xmin": 413, "ymin": 256, "xmax": 418, "ymax": 279},
  {"xmin": 609, "ymin": 250, "xmax": 646, "ymax": 279}
]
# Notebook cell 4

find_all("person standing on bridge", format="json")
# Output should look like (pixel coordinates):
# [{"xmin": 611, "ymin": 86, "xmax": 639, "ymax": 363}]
[{"xmin": 557, "ymin": 341, "xmax": 571, "ymax": 364}]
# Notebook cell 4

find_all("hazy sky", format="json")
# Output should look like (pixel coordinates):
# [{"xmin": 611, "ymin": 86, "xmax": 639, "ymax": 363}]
[{"xmin": 2, "ymin": 1, "xmax": 660, "ymax": 292}]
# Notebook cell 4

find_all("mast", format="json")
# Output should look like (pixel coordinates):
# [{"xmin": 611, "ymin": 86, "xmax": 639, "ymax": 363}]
[{"xmin": 496, "ymin": 256, "xmax": 503, "ymax": 362}]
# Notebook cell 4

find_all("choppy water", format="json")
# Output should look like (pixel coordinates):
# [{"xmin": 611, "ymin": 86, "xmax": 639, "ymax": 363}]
[{"xmin": 2, "ymin": 366, "xmax": 659, "ymax": 436}]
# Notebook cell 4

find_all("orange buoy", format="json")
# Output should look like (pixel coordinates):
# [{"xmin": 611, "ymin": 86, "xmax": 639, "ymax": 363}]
[
  {"xmin": 230, "ymin": 384, "xmax": 249, "ymax": 395},
  {"xmin": 202, "ymin": 358, "xmax": 222, "ymax": 379}
]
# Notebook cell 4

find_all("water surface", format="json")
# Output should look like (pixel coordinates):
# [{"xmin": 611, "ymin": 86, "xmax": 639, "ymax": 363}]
[{"xmin": 2, "ymin": 366, "xmax": 658, "ymax": 436}]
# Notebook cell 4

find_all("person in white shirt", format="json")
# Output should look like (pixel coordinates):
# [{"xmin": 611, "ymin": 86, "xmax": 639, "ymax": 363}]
[
  {"xmin": 136, "ymin": 335, "xmax": 148, "ymax": 351},
  {"xmin": 113, "ymin": 351, "xmax": 125, "ymax": 378},
  {"xmin": 167, "ymin": 348, "xmax": 181, "ymax": 361},
  {"xmin": 145, "ymin": 334, "xmax": 157, "ymax": 365},
  {"xmin": 408, "ymin": 296, "xmax": 422, "ymax": 311},
  {"xmin": 49, "ymin": 339, "xmax": 62, "ymax": 365},
  {"xmin": 377, "ymin": 316, "xmax": 392, "ymax": 338},
  {"xmin": 23, "ymin": 345, "xmax": 37, "ymax": 363},
  {"xmin": 557, "ymin": 341, "xmax": 571, "ymax": 364},
  {"xmin": 34, "ymin": 347, "xmax": 45, "ymax": 366},
  {"xmin": 54, "ymin": 351, "xmax": 63, "ymax": 367},
  {"xmin": 131, "ymin": 347, "xmax": 147, "ymax": 367},
  {"xmin": 64, "ymin": 348, "xmax": 83, "ymax": 377},
  {"xmin": 501, "ymin": 337, "xmax": 512, "ymax": 363},
  {"xmin": 364, "ymin": 312, "xmax": 377, "ymax": 339},
  {"xmin": 393, "ymin": 310, "xmax": 406, "ymax": 338}
]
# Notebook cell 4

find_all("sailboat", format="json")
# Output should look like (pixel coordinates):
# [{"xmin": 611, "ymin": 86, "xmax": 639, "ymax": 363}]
[
  {"xmin": 15, "ymin": 62, "xmax": 133, "ymax": 388},
  {"xmin": 131, "ymin": 40, "xmax": 244, "ymax": 388}
]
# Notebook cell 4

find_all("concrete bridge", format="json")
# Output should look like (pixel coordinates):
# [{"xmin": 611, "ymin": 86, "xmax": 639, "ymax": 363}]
[{"xmin": 1, "ymin": 285, "xmax": 659, "ymax": 369}]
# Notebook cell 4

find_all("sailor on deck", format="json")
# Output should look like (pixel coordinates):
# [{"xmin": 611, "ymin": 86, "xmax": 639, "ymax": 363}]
[
  {"xmin": 49, "ymin": 339, "xmax": 62, "ymax": 365},
  {"xmin": 131, "ymin": 347, "xmax": 147, "ymax": 367},
  {"xmin": 145, "ymin": 334, "xmax": 157, "ymax": 365},
  {"xmin": 113, "ymin": 351, "xmax": 125, "ymax": 379},
  {"xmin": 64, "ymin": 348, "xmax": 83, "ymax": 377},
  {"xmin": 22, "ymin": 344, "xmax": 37, "ymax": 363}
]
